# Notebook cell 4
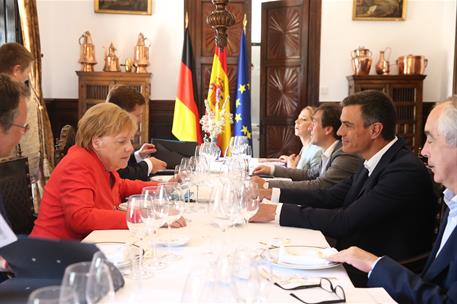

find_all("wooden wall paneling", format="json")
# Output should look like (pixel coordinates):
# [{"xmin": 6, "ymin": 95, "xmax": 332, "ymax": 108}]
[
  {"xmin": 259, "ymin": 0, "xmax": 321, "ymax": 157},
  {"xmin": 185, "ymin": 0, "xmax": 251, "ymax": 118},
  {"xmin": 1, "ymin": 0, "xmax": 21, "ymax": 44},
  {"xmin": 44, "ymin": 98, "xmax": 79, "ymax": 140},
  {"xmin": 149, "ymin": 100, "xmax": 175, "ymax": 140}
]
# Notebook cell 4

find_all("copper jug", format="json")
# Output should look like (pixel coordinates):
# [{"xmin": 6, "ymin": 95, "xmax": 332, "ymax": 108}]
[
  {"xmin": 78, "ymin": 31, "xmax": 97, "ymax": 72},
  {"xmin": 375, "ymin": 47, "xmax": 391, "ymax": 75},
  {"xmin": 134, "ymin": 33, "xmax": 150, "ymax": 73},
  {"xmin": 397, "ymin": 55, "xmax": 428, "ymax": 75},
  {"xmin": 103, "ymin": 43, "xmax": 120, "ymax": 72},
  {"xmin": 351, "ymin": 47, "xmax": 372, "ymax": 76}
]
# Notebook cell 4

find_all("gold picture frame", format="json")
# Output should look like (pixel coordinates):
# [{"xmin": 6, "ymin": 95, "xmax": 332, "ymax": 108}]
[
  {"xmin": 353, "ymin": 0, "xmax": 407, "ymax": 21},
  {"xmin": 95, "ymin": 0, "xmax": 152, "ymax": 15}
]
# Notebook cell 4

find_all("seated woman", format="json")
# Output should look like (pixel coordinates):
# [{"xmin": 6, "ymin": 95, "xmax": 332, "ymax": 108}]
[
  {"xmin": 30, "ymin": 103, "xmax": 180, "ymax": 240},
  {"xmin": 253, "ymin": 106, "xmax": 322, "ymax": 179}
]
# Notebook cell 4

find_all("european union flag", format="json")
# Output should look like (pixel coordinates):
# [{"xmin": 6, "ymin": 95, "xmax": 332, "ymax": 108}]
[{"xmin": 234, "ymin": 28, "xmax": 252, "ymax": 145}]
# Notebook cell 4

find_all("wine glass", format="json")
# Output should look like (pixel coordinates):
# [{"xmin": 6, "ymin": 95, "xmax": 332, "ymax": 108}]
[
  {"xmin": 27, "ymin": 286, "xmax": 77, "ymax": 304},
  {"xmin": 240, "ymin": 180, "xmax": 260, "ymax": 224},
  {"xmin": 125, "ymin": 194, "xmax": 150, "ymax": 279},
  {"xmin": 142, "ymin": 185, "xmax": 170, "ymax": 270},
  {"xmin": 85, "ymin": 261, "xmax": 115, "ymax": 304}
]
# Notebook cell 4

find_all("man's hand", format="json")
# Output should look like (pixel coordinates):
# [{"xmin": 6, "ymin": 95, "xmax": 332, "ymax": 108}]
[
  {"xmin": 139, "ymin": 143, "xmax": 157, "ymax": 158},
  {"xmin": 249, "ymin": 204, "xmax": 277, "ymax": 222},
  {"xmin": 252, "ymin": 165, "xmax": 272, "ymax": 175},
  {"xmin": 166, "ymin": 216, "xmax": 187, "ymax": 228},
  {"xmin": 327, "ymin": 246, "xmax": 379, "ymax": 273},
  {"xmin": 287, "ymin": 154, "xmax": 299, "ymax": 169},
  {"xmin": 278, "ymin": 155, "xmax": 289, "ymax": 163},
  {"xmin": 251, "ymin": 176, "xmax": 266, "ymax": 188},
  {"xmin": 258, "ymin": 188, "xmax": 272, "ymax": 200},
  {"xmin": 148, "ymin": 157, "xmax": 167, "ymax": 174}
]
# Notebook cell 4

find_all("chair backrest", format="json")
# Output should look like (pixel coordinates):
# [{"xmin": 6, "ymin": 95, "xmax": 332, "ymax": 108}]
[
  {"xmin": 55, "ymin": 125, "xmax": 75, "ymax": 165},
  {"xmin": 0, "ymin": 157, "xmax": 36, "ymax": 234}
]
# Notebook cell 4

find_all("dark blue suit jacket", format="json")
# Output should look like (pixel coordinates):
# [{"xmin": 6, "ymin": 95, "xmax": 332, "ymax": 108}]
[
  {"xmin": 117, "ymin": 153, "xmax": 150, "ymax": 181},
  {"xmin": 279, "ymin": 139, "xmax": 436, "ymax": 285},
  {"xmin": 369, "ymin": 207, "xmax": 457, "ymax": 303}
]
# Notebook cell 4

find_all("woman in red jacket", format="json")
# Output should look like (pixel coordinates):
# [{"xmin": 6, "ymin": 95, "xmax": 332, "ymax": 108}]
[{"xmin": 31, "ymin": 103, "xmax": 183, "ymax": 240}]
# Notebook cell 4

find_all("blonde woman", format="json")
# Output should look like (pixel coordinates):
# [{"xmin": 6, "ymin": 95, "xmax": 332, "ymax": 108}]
[
  {"xmin": 253, "ymin": 106, "xmax": 322, "ymax": 178},
  {"xmin": 31, "ymin": 103, "xmax": 184, "ymax": 240}
]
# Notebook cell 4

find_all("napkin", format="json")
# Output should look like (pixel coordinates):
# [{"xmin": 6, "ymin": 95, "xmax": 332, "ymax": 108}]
[{"xmin": 278, "ymin": 246, "xmax": 338, "ymax": 266}]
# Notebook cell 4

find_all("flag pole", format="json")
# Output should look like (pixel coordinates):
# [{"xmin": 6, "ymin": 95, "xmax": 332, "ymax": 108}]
[{"xmin": 185, "ymin": 12, "xmax": 189, "ymax": 29}]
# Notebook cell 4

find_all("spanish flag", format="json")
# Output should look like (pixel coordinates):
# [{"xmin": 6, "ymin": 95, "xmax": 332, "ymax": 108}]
[
  {"xmin": 207, "ymin": 47, "xmax": 232, "ymax": 155},
  {"xmin": 172, "ymin": 27, "xmax": 202, "ymax": 143}
]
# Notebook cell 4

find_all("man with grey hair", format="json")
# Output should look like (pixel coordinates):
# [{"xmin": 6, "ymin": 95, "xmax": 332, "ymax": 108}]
[
  {"xmin": 329, "ymin": 98, "xmax": 457, "ymax": 302},
  {"xmin": 0, "ymin": 74, "xmax": 30, "ymax": 225}
]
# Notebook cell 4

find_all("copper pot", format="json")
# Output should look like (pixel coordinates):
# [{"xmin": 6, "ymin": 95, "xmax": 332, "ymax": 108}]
[
  {"xmin": 397, "ymin": 55, "xmax": 428, "ymax": 75},
  {"xmin": 351, "ymin": 47, "xmax": 372, "ymax": 76}
]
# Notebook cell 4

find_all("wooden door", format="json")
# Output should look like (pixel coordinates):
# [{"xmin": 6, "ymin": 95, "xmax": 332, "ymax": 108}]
[
  {"xmin": 259, "ymin": 0, "xmax": 321, "ymax": 157},
  {"xmin": 184, "ymin": 0, "xmax": 251, "ymax": 117}
]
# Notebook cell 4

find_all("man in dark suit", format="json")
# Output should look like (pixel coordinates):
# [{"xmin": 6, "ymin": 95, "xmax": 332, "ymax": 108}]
[
  {"xmin": 329, "ymin": 98, "xmax": 457, "ymax": 303},
  {"xmin": 251, "ymin": 90, "xmax": 436, "ymax": 286},
  {"xmin": 252, "ymin": 104, "xmax": 362, "ymax": 195},
  {"xmin": 107, "ymin": 85, "xmax": 166, "ymax": 180}
]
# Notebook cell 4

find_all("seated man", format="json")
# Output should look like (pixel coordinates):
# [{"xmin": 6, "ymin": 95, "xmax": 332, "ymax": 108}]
[
  {"xmin": 107, "ymin": 85, "xmax": 166, "ymax": 180},
  {"xmin": 253, "ymin": 104, "xmax": 362, "ymax": 200},
  {"xmin": 251, "ymin": 90, "xmax": 436, "ymax": 286},
  {"xmin": 329, "ymin": 98, "xmax": 457, "ymax": 303}
]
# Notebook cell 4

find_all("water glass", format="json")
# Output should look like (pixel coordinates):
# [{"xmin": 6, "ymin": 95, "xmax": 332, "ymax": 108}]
[{"xmin": 27, "ymin": 286, "xmax": 77, "ymax": 304}]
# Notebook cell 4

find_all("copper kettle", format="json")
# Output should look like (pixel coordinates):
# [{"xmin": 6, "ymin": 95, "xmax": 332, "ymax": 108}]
[
  {"xmin": 397, "ymin": 55, "xmax": 428, "ymax": 75},
  {"xmin": 78, "ymin": 31, "xmax": 96, "ymax": 72},
  {"xmin": 134, "ymin": 33, "xmax": 150, "ymax": 73},
  {"xmin": 351, "ymin": 47, "xmax": 372, "ymax": 76},
  {"xmin": 103, "ymin": 43, "xmax": 120, "ymax": 72}
]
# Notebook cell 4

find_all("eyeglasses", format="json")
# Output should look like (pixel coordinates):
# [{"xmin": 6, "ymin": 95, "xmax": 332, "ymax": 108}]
[
  {"xmin": 11, "ymin": 122, "xmax": 30, "ymax": 133},
  {"xmin": 275, "ymin": 278, "xmax": 346, "ymax": 304}
]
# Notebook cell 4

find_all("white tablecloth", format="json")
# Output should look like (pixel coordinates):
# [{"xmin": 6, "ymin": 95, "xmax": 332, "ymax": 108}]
[{"xmin": 83, "ymin": 215, "xmax": 396, "ymax": 303}]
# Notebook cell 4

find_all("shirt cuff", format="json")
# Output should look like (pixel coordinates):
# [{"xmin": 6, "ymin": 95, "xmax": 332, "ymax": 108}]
[
  {"xmin": 274, "ymin": 203, "xmax": 283, "ymax": 224},
  {"xmin": 271, "ymin": 188, "xmax": 281, "ymax": 203},
  {"xmin": 134, "ymin": 150, "xmax": 144, "ymax": 163},
  {"xmin": 143, "ymin": 158, "xmax": 153, "ymax": 175},
  {"xmin": 368, "ymin": 256, "xmax": 383, "ymax": 278},
  {"xmin": 270, "ymin": 165, "xmax": 275, "ymax": 175}
]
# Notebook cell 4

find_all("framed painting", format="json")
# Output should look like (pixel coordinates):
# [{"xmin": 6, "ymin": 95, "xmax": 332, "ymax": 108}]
[
  {"xmin": 353, "ymin": 0, "xmax": 407, "ymax": 21},
  {"xmin": 95, "ymin": 0, "xmax": 152, "ymax": 15}
]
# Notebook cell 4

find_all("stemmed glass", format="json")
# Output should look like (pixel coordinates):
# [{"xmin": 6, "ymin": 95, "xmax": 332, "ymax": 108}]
[
  {"xmin": 160, "ymin": 182, "xmax": 185, "ymax": 261},
  {"xmin": 125, "ymin": 194, "xmax": 151, "ymax": 279},
  {"xmin": 27, "ymin": 286, "xmax": 77, "ymax": 304},
  {"xmin": 240, "ymin": 179, "xmax": 260, "ymax": 224},
  {"xmin": 142, "ymin": 185, "xmax": 170, "ymax": 270}
]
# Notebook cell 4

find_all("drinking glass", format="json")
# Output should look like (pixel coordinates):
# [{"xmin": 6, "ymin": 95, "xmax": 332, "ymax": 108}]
[
  {"xmin": 61, "ymin": 261, "xmax": 114, "ymax": 304},
  {"xmin": 126, "ymin": 194, "xmax": 150, "ymax": 279},
  {"xmin": 27, "ymin": 286, "xmax": 77, "ymax": 304},
  {"xmin": 240, "ymin": 180, "xmax": 260, "ymax": 224},
  {"xmin": 142, "ymin": 185, "xmax": 170, "ymax": 270}
]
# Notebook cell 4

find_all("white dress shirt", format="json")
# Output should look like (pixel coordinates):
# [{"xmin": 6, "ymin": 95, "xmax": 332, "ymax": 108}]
[{"xmin": 363, "ymin": 137, "xmax": 397, "ymax": 176}]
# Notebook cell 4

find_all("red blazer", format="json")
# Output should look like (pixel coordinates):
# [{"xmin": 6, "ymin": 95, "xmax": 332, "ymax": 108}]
[{"xmin": 30, "ymin": 146, "xmax": 157, "ymax": 240}]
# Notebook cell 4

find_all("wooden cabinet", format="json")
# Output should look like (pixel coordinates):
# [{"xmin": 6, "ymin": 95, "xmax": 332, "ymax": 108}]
[
  {"xmin": 76, "ymin": 71, "xmax": 151, "ymax": 144},
  {"xmin": 347, "ymin": 75, "xmax": 426, "ymax": 153}
]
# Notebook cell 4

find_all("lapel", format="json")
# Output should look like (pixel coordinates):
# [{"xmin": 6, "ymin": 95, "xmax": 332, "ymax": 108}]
[
  {"xmin": 326, "ymin": 141, "xmax": 342, "ymax": 170},
  {"xmin": 423, "ymin": 208, "xmax": 457, "ymax": 280},
  {"xmin": 356, "ymin": 138, "xmax": 406, "ymax": 199}
]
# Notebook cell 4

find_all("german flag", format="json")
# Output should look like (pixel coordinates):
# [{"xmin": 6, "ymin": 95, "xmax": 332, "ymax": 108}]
[{"xmin": 172, "ymin": 27, "xmax": 202, "ymax": 143}]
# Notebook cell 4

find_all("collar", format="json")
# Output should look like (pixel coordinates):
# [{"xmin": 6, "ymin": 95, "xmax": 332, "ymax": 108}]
[
  {"xmin": 363, "ymin": 137, "xmax": 398, "ymax": 176},
  {"xmin": 322, "ymin": 140, "xmax": 339, "ymax": 159},
  {"xmin": 444, "ymin": 188, "xmax": 457, "ymax": 217}
]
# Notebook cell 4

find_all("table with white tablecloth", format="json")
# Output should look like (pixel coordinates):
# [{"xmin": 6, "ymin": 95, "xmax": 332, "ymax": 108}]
[{"xmin": 83, "ymin": 214, "xmax": 395, "ymax": 303}]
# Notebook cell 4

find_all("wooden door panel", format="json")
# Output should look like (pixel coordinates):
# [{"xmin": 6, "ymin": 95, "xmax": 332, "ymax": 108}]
[
  {"xmin": 265, "ymin": 125, "xmax": 301, "ymax": 157},
  {"xmin": 265, "ymin": 66, "xmax": 300, "ymax": 118},
  {"xmin": 260, "ymin": 0, "xmax": 320, "ymax": 157},
  {"xmin": 266, "ymin": 5, "xmax": 302, "ymax": 60}
]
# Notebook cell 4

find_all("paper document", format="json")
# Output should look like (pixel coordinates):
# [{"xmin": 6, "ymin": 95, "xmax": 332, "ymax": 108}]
[{"xmin": 0, "ymin": 214, "xmax": 17, "ymax": 248}]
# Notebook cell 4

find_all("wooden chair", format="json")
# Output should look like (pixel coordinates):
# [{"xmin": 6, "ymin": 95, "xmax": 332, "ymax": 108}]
[
  {"xmin": 0, "ymin": 157, "xmax": 36, "ymax": 234},
  {"xmin": 54, "ymin": 125, "xmax": 75, "ymax": 165}
]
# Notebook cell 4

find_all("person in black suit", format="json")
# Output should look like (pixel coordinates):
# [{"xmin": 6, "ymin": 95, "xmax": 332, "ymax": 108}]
[
  {"xmin": 107, "ymin": 85, "xmax": 166, "ymax": 180},
  {"xmin": 251, "ymin": 90, "xmax": 436, "ymax": 286},
  {"xmin": 329, "ymin": 98, "xmax": 457, "ymax": 303}
]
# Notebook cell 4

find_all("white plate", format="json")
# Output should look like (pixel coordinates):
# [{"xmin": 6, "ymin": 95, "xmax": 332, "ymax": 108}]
[
  {"xmin": 262, "ymin": 245, "xmax": 339, "ymax": 270},
  {"xmin": 156, "ymin": 233, "xmax": 191, "ymax": 247},
  {"xmin": 118, "ymin": 202, "xmax": 127, "ymax": 211},
  {"xmin": 95, "ymin": 242, "xmax": 140, "ymax": 269}
]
